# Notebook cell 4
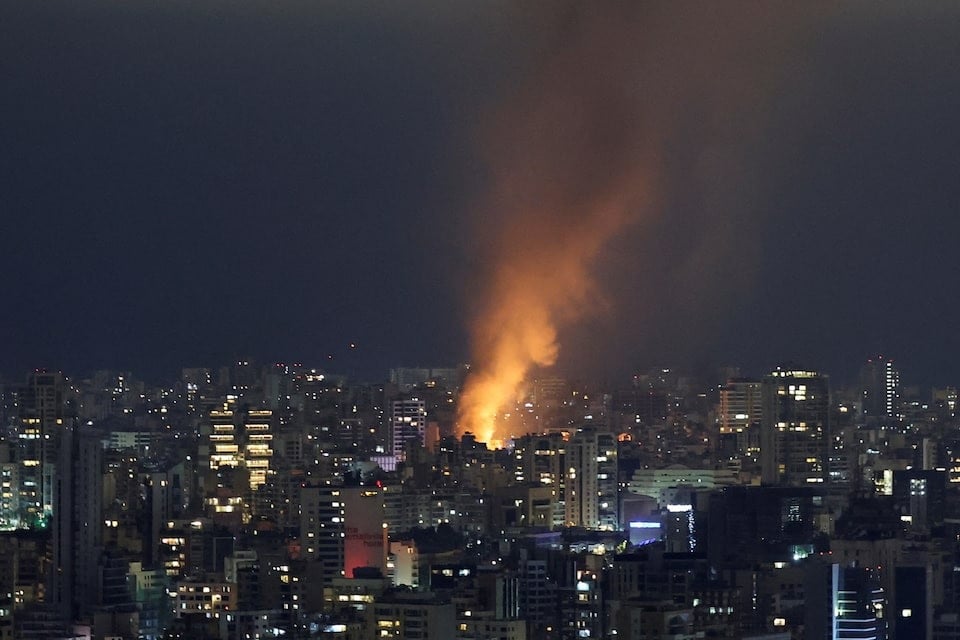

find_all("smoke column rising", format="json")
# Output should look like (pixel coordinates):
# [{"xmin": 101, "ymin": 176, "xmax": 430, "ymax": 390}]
[
  {"xmin": 454, "ymin": 4, "xmax": 835, "ymax": 443},
  {"xmin": 456, "ymin": 7, "xmax": 653, "ymax": 444}
]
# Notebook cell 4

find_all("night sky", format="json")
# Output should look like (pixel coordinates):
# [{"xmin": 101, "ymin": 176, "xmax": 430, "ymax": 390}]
[{"xmin": 2, "ymin": 2, "xmax": 960, "ymax": 388}]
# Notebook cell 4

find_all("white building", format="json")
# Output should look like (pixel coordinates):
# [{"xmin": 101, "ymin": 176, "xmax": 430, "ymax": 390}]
[{"xmin": 627, "ymin": 465, "xmax": 740, "ymax": 507}]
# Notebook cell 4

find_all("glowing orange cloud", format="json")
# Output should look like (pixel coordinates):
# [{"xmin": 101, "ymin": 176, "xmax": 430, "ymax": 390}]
[
  {"xmin": 458, "ymin": 198, "xmax": 638, "ymax": 444},
  {"xmin": 455, "ymin": 7, "xmax": 653, "ymax": 445},
  {"xmin": 455, "ymin": 4, "xmax": 824, "ymax": 445},
  {"xmin": 450, "ymin": 8, "xmax": 660, "ymax": 442}
]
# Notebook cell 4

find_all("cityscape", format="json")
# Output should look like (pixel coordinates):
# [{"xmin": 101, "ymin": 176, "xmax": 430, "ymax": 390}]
[
  {"xmin": 1, "ymin": 359, "xmax": 960, "ymax": 639},
  {"xmin": 3, "ymin": 2, "xmax": 960, "ymax": 640}
]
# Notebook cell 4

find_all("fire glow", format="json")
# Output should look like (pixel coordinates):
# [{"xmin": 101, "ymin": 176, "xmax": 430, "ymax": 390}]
[
  {"xmin": 457, "ymin": 199, "xmax": 634, "ymax": 445},
  {"xmin": 453, "ymin": 3, "xmax": 802, "ymax": 444},
  {"xmin": 454, "ymin": 7, "xmax": 652, "ymax": 445}
]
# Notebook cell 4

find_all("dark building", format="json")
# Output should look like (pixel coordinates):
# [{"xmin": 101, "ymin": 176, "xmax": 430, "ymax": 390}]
[
  {"xmin": 50, "ymin": 421, "xmax": 103, "ymax": 622},
  {"xmin": 707, "ymin": 486, "xmax": 822, "ymax": 567},
  {"xmin": 893, "ymin": 469, "xmax": 946, "ymax": 530},
  {"xmin": 860, "ymin": 356, "xmax": 900, "ymax": 423},
  {"xmin": 805, "ymin": 561, "xmax": 887, "ymax": 640},
  {"xmin": 15, "ymin": 371, "xmax": 68, "ymax": 523},
  {"xmin": 895, "ymin": 565, "xmax": 931, "ymax": 639},
  {"xmin": 760, "ymin": 368, "xmax": 830, "ymax": 486}
]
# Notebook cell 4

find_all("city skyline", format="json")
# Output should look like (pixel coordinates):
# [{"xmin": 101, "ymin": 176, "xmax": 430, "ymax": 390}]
[
  {"xmin": 6, "ymin": 4, "xmax": 960, "ymax": 638},
  {"xmin": 0, "ymin": 352, "xmax": 953, "ymax": 638},
  {"xmin": 3, "ymin": 3, "xmax": 960, "ymax": 388}
]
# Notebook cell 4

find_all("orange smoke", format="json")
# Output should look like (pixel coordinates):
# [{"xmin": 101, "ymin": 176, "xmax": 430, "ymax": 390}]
[
  {"xmin": 457, "ymin": 199, "xmax": 636, "ymax": 444},
  {"xmin": 456, "ymin": 7, "xmax": 651, "ymax": 444},
  {"xmin": 454, "ymin": 4, "xmax": 822, "ymax": 444}
]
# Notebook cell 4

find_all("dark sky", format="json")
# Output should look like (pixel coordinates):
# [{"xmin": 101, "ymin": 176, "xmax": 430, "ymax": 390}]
[{"xmin": 2, "ymin": 2, "xmax": 959, "ymax": 388}]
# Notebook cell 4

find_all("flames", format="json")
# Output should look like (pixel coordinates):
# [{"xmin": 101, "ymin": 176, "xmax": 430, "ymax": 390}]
[
  {"xmin": 453, "ymin": 4, "xmax": 812, "ymax": 444},
  {"xmin": 457, "ymin": 199, "xmax": 634, "ymax": 444},
  {"xmin": 452, "ymin": 5, "xmax": 656, "ymax": 445},
  {"xmin": 453, "ymin": 7, "xmax": 652, "ymax": 445}
]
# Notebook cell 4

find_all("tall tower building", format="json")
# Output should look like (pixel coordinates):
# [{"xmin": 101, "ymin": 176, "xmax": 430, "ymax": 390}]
[
  {"xmin": 805, "ymin": 562, "xmax": 887, "ymax": 640},
  {"xmin": 300, "ymin": 483, "xmax": 346, "ymax": 583},
  {"xmin": 760, "ymin": 368, "xmax": 830, "ymax": 486},
  {"xmin": 596, "ymin": 431, "xmax": 619, "ymax": 530},
  {"xmin": 242, "ymin": 409, "xmax": 274, "ymax": 492},
  {"xmin": 718, "ymin": 378, "xmax": 763, "ymax": 457},
  {"xmin": 564, "ymin": 427, "xmax": 618, "ymax": 530},
  {"xmin": 860, "ymin": 356, "xmax": 900, "ymax": 423},
  {"xmin": 204, "ymin": 408, "xmax": 240, "ymax": 472},
  {"xmin": 390, "ymin": 397, "xmax": 426, "ymax": 462},
  {"xmin": 199, "ymin": 406, "xmax": 274, "ymax": 509},
  {"xmin": 565, "ymin": 429, "xmax": 599, "ymax": 529},
  {"xmin": 513, "ymin": 432, "xmax": 566, "ymax": 528},
  {"xmin": 198, "ymin": 406, "xmax": 247, "ymax": 522},
  {"xmin": 0, "ymin": 457, "xmax": 19, "ymax": 530},
  {"xmin": 16, "ymin": 371, "xmax": 67, "ymax": 522},
  {"xmin": 342, "ymin": 485, "xmax": 387, "ymax": 578},
  {"xmin": 51, "ymin": 422, "xmax": 103, "ymax": 623},
  {"xmin": 300, "ymin": 483, "xmax": 386, "ymax": 582}
]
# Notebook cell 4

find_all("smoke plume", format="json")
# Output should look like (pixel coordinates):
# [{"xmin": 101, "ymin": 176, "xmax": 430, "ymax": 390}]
[
  {"xmin": 456, "ymin": 6, "xmax": 654, "ymax": 443},
  {"xmin": 456, "ymin": 4, "xmax": 824, "ymax": 444}
]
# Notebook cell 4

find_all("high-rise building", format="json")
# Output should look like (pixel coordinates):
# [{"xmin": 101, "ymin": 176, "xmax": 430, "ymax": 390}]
[
  {"xmin": 242, "ymin": 409, "xmax": 274, "ymax": 491},
  {"xmin": 860, "ymin": 356, "xmax": 900, "ymax": 422},
  {"xmin": 301, "ymin": 483, "xmax": 347, "ymax": 584},
  {"xmin": 141, "ymin": 461, "xmax": 189, "ymax": 566},
  {"xmin": 391, "ymin": 397, "xmax": 427, "ymax": 462},
  {"xmin": 0, "ymin": 463, "xmax": 19, "ymax": 531},
  {"xmin": 204, "ymin": 408, "xmax": 240, "ymax": 471},
  {"xmin": 563, "ymin": 428, "xmax": 618, "ymax": 530},
  {"xmin": 300, "ymin": 481, "xmax": 387, "ymax": 587},
  {"xmin": 805, "ymin": 562, "xmax": 887, "ymax": 640},
  {"xmin": 565, "ymin": 429, "xmax": 599, "ymax": 529},
  {"xmin": 50, "ymin": 422, "xmax": 103, "ymax": 622},
  {"xmin": 760, "ymin": 368, "xmax": 830, "ymax": 486},
  {"xmin": 596, "ymin": 432, "xmax": 619, "ymax": 531},
  {"xmin": 513, "ymin": 433, "xmax": 566, "ymax": 528},
  {"xmin": 518, "ymin": 558, "xmax": 555, "ymax": 634},
  {"xmin": 894, "ymin": 565, "xmax": 932, "ymax": 640},
  {"xmin": 343, "ymin": 486, "xmax": 387, "ymax": 578},
  {"xmin": 198, "ymin": 407, "xmax": 244, "ymax": 521},
  {"xmin": 663, "ymin": 490, "xmax": 708, "ymax": 554},
  {"xmin": 513, "ymin": 433, "xmax": 563, "ymax": 485},
  {"xmin": 14, "ymin": 372, "xmax": 67, "ymax": 522},
  {"xmin": 718, "ymin": 378, "xmax": 763, "ymax": 457}
]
